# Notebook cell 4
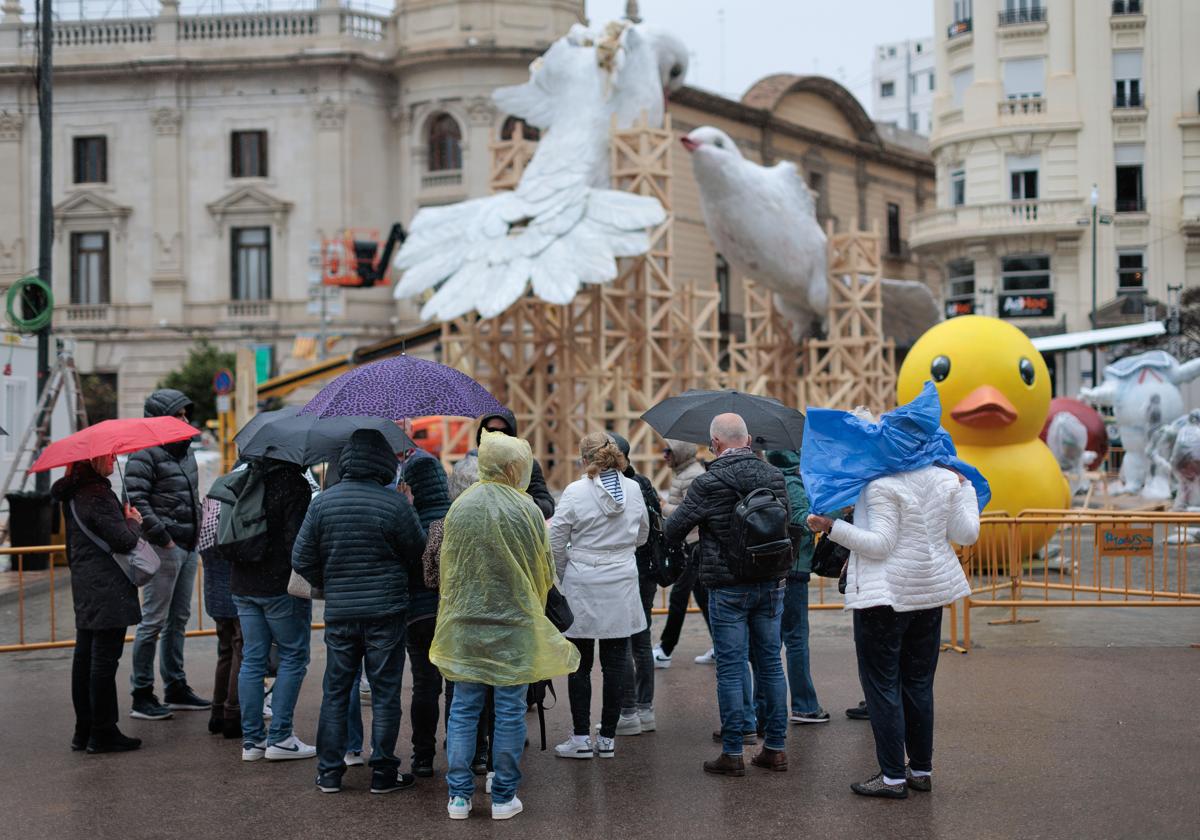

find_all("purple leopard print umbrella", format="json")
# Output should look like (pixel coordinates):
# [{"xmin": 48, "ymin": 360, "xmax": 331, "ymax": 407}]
[{"xmin": 299, "ymin": 355, "xmax": 506, "ymax": 420}]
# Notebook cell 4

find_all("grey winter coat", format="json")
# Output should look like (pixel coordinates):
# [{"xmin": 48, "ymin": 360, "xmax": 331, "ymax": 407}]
[{"xmin": 125, "ymin": 389, "xmax": 200, "ymax": 549}]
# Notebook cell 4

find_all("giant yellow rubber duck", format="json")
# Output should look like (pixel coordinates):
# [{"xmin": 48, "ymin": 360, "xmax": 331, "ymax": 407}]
[{"xmin": 898, "ymin": 316, "xmax": 1069, "ymax": 555}]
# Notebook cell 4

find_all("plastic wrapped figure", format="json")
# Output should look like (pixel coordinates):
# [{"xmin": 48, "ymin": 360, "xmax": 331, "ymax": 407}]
[
  {"xmin": 1080, "ymin": 351, "xmax": 1200, "ymax": 495},
  {"xmin": 1045, "ymin": 412, "xmax": 1096, "ymax": 496}
]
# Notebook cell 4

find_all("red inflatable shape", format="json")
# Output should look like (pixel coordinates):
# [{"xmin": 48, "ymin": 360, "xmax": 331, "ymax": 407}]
[{"xmin": 1040, "ymin": 397, "xmax": 1108, "ymax": 466}]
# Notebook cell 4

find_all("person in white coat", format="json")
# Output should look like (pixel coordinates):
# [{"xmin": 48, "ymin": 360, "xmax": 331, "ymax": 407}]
[
  {"xmin": 550, "ymin": 432, "xmax": 649, "ymax": 760},
  {"xmin": 808, "ymin": 464, "xmax": 978, "ymax": 800}
]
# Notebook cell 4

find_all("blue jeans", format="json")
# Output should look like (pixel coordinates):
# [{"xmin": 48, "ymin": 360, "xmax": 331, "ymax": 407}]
[
  {"xmin": 782, "ymin": 574, "xmax": 820, "ymax": 715},
  {"xmin": 708, "ymin": 581, "xmax": 788, "ymax": 755},
  {"xmin": 130, "ymin": 546, "xmax": 196, "ymax": 693},
  {"xmin": 447, "ymin": 682, "xmax": 526, "ymax": 804},
  {"xmin": 235, "ymin": 593, "xmax": 312, "ymax": 745},
  {"xmin": 346, "ymin": 661, "xmax": 365, "ymax": 754},
  {"xmin": 316, "ymin": 616, "xmax": 406, "ymax": 777}
]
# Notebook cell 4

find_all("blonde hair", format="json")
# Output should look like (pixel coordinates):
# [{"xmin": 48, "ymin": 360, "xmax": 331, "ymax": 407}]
[{"xmin": 580, "ymin": 431, "xmax": 627, "ymax": 479}]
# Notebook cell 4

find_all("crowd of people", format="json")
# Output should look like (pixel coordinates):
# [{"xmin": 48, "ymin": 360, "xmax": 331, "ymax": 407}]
[{"xmin": 55, "ymin": 384, "xmax": 980, "ymax": 818}]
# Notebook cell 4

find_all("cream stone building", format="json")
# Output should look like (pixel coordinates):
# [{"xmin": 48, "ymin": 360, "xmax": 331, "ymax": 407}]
[
  {"xmin": 0, "ymin": 0, "xmax": 934, "ymax": 419},
  {"xmin": 916, "ymin": 0, "xmax": 1200, "ymax": 392}
]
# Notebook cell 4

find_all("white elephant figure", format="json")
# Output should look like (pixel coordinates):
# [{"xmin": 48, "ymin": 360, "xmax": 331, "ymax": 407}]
[{"xmin": 1080, "ymin": 351, "xmax": 1200, "ymax": 496}]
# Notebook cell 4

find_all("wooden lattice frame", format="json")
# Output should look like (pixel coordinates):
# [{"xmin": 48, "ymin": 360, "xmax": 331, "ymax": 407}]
[{"xmin": 440, "ymin": 115, "xmax": 722, "ymax": 489}]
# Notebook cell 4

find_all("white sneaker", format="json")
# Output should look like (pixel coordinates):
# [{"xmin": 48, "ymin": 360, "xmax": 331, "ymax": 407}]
[
  {"xmin": 264, "ymin": 734, "xmax": 317, "ymax": 761},
  {"xmin": 694, "ymin": 648, "xmax": 716, "ymax": 665},
  {"xmin": 447, "ymin": 796, "xmax": 472, "ymax": 820},
  {"xmin": 595, "ymin": 735, "xmax": 616, "ymax": 758},
  {"xmin": 485, "ymin": 771, "xmax": 495, "ymax": 794},
  {"xmin": 638, "ymin": 708, "xmax": 657, "ymax": 732},
  {"xmin": 652, "ymin": 645, "xmax": 672, "ymax": 669},
  {"xmin": 491, "ymin": 796, "xmax": 523, "ymax": 821},
  {"xmin": 615, "ymin": 714, "xmax": 642, "ymax": 736},
  {"xmin": 241, "ymin": 739, "xmax": 267, "ymax": 762},
  {"xmin": 344, "ymin": 750, "xmax": 365, "ymax": 767},
  {"xmin": 554, "ymin": 735, "xmax": 594, "ymax": 759}
]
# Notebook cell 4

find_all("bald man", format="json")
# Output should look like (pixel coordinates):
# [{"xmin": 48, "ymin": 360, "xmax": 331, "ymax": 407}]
[{"xmin": 663, "ymin": 413, "xmax": 792, "ymax": 777}]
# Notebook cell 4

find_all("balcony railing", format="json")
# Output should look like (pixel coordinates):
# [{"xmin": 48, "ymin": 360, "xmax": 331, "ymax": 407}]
[
  {"xmin": 947, "ymin": 18, "xmax": 972, "ymax": 39},
  {"xmin": 998, "ymin": 6, "xmax": 1046, "ymax": 25},
  {"xmin": 1112, "ymin": 0, "xmax": 1143, "ymax": 15},
  {"xmin": 179, "ymin": 11, "xmax": 317, "ymax": 40},
  {"xmin": 1115, "ymin": 196, "xmax": 1146, "ymax": 213},
  {"xmin": 226, "ymin": 300, "xmax": 273, "ymax": 320},
  {"xmin": 910, "ymin": 198, "xmax": 1086, "ymax": 250},
  {"xmin": 421, "ymin": 171, "xmax": 463, "ymax": 190},
  {"xmin": 1114, "ymin": 91, "xmax": 1144, "ymax": 108},
  {"xmin": 21, "ymin": 18, "xmax": 155, "ymax": 47},
  {"xmin": 999, "ymin": 97, "xmax": 1045, "ymax": 116},
  {"xmin": 62, "ymin": 304, "xmax": 112, "ymax": 324}
]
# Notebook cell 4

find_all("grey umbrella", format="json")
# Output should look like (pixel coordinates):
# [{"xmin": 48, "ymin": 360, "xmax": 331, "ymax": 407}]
[
  {"xmin": 640, "ymin": 389, "xmax": 805, "ymax": 451},
  {"xmin": 238, "ymin": 414, "xmax": 415, "ymax": 466}
]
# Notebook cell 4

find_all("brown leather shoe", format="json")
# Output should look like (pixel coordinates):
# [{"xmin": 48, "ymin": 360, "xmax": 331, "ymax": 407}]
[
  {"xmin": 703, "ymin": 753, "xmax": 746, "ymax": 777},
  {"xmin": 751, "ymin": 747, "xmax": 788, "ymax": 772}
]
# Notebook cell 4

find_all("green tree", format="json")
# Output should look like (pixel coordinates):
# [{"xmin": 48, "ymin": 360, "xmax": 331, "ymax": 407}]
[{"xmin": 157, "ymin": 340, "xmax": 235, "ymax": 428}]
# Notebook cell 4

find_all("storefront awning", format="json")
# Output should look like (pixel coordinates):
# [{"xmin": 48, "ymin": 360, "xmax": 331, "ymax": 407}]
[{"xmin": 1031, "ymin": 321, "xmax": 1165, "ymax": 353}]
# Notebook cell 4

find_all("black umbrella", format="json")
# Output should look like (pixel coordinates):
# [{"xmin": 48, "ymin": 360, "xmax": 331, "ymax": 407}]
[
  {"xmin": 238, "ymin": 414, "xmax": 415, "ymax": 466},
  {"xmin": 233, "ymin": 406, "xmax": 301, "ymax": 449},
  {"xmin": 641, "ymin": 389, "xmax": 805, "ymax": 451},
  {"xmin": 0, "ymin": 425, "xmax": 6, "ymax": 435}
]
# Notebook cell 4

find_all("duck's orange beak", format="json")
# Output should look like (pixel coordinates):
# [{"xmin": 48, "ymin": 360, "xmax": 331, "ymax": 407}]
[{"xmin": 951, "ymin": 385, "xmax": 1019, "ymax": 429}]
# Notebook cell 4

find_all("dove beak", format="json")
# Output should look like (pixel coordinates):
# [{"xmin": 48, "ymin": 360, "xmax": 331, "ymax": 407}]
[{"xmin": 680, "ymin": 136, "xmax": 699, "ymax": 152}]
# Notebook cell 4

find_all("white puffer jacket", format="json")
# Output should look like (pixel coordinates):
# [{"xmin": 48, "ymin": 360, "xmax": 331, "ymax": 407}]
[{"xmin": 829, "ymin": 466, "xmax": 978, "ymax": 612}]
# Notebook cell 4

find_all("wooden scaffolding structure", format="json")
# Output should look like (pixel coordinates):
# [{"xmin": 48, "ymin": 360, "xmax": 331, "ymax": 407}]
[{"xmin": 440, "ymin": 116, "xmax": 722, "ymax": 489}]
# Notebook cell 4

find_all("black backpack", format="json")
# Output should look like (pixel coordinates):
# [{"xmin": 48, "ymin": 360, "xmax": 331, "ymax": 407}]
[
  {"xmin": 712, "ymin": 472, "xmax": 794, "ymax": 582},
  {"xmin": 207, "ymin": 466, "xmax": 270, "ymax": 564},
  {"xmin": 646, "ymin": 506, "xmax": 687, "ymax": 587}
]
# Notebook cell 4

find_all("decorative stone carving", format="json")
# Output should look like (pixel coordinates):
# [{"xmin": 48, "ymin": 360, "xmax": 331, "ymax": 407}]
[
  {"xmin": 206, "ymin": 185, "xmax": 293, "ymax": 234},
  {"xmin": 0, "ymin": 110, "xmax": 24, "ymax": 142},
  {"xmin": 151, "ymin": 107, "xmax": 183, "ymax": 136},
  {"xmin": 465, "ymin": 96, "xmax": 497, "ymax": 126},
  {"xmin": 315, "ymin": 97, "xmax": 345, "ymax": 131},
  {"xmin": 54, "ymin": 191, "xmax": 133, "ymax": 240},
  {"xmin": 153, "ymin": 232, "xmax": 183, "ymax": 273},
  {"xmin": 0, "ymin": 238, "xmax": 22, "ymax": 275}
]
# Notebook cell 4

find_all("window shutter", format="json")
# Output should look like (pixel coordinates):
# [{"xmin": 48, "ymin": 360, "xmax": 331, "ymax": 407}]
[{"xmin": 1002, "ymin": 58, "xmax": 1044, "ymax": 98}]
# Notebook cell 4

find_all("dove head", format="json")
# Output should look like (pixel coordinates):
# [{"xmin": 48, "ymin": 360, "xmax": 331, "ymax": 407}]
[
  {"xmin": 639, "ymin": 26, "xmax": 689, "ymax": 94},
  {"xmin": 681, "ymin": 126, "xmax": 744, "ymax": 164}
]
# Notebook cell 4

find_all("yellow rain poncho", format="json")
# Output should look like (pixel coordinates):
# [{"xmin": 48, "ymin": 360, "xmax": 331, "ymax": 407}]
[{"xmin": 430, "ymin": 431, "xmax": 580, "ymax": 686}]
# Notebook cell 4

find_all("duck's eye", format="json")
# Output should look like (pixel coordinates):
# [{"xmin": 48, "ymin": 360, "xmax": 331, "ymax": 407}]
[
  {"xmin": 714, "ymin": 139, "xmax": 724, "ymax": 148},
  {"xmin": 669, "ymin": 64, "xmax": 682, "ymax": 78},
  {"xmin": 930, "ymin": 355, "xmax": 951, "ymax": 382},
  {"xmin": 1019, "ymin": 357, "xmax": 1036, "ymax": 386}
]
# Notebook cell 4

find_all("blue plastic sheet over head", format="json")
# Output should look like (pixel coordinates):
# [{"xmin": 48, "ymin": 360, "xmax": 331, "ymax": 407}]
[{"xmin": 800, "ymin": 381, "xmax": 991, "ymax": 515}]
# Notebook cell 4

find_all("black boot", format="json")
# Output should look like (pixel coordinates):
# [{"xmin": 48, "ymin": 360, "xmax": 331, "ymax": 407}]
[
  {"xmin": 208, "ymin": 712, "xmax": 223, "ymax": 734},
  {"xmin": 222, "ymin": 716, "xmax": 243, "ymax": 740},
  {"xmin": 87, "ymin": 728, "xmax": 143, "ymax": 754}
]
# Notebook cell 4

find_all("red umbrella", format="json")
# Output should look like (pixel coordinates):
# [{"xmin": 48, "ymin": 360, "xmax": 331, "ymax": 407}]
[{"xmin": 30, "ymin": 416, "xmax": 198, "ymax": 473}]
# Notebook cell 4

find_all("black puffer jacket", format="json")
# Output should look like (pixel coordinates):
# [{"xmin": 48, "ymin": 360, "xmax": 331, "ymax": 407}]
[
  {"xmin": 230, "ymin": 460, "xmax": 313, "ymax": 599},
  {"xmin": 292, "ymin": 429, "xmax": 426, "ymax": 622},
  {"xmin": 663, "ymin": 451, "xmax": 790, "ymax": 588},
  {"xmin": 475, "ymin": 409, "xmax": 555, "ymax": 519},
  {"xmin": 125, "ymin": 389, "xmax": 200, "ymax": 549},
  {"xmin": 623, "ymin": 466, "xmax": 663, "ymax": 578},
  {"xmin": 401, "ymin": 451, "xmax": 451, "ymax": 623},
  {"xmin": 52, "ymin": 464, "xmax": 142, "ymax": 630}
]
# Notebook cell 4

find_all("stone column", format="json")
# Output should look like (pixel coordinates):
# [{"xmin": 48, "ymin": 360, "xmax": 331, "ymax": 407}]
[
  {"xmin": 149, "ymin": 107, "xmax": 185, "ymax": 324},
  {"xmin": 0, "ymin": 110, "xmax": 25, "ymax": 284},
  {"xmin": 465, "ymin": 96, "xmax": 497, "ymax": 198}
]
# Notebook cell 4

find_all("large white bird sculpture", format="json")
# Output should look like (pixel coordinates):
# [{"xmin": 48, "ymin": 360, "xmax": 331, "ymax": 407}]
[
  {"xmin": 393, "ymin": 21, "xmax": 689, "ymax": 321},
  {"xmin": 682, "ymin": 126, "xmax": 941, "ymax": 345}
]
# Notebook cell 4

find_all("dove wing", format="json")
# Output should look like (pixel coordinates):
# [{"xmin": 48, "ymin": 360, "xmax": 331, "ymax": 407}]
[{"xmin": 880, "ymin": 279, "xmax": 942, "ymax": 348}]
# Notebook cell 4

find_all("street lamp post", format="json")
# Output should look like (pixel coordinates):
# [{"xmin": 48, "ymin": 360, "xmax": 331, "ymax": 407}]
[{"xmin": 1089, "ymin": 183, "xmax": 1099, "ymax": 386}]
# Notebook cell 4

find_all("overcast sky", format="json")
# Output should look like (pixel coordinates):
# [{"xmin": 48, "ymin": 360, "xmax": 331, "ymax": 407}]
[{"xmin": 585, "ymin": 0, "xmax": 935, "ymax": 116}]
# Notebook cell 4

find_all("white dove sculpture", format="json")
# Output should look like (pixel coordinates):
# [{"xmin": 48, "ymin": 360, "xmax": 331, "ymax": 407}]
[
  {"xmin": 682, "ymin": 126, "xmax": 941, "ymax": 345},
  {"xmin": 393, "ymin": 21, "xmax": 689, "ymax": 321}
]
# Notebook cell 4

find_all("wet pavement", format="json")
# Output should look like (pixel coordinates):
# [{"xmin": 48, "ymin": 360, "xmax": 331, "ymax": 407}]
[{"xmin": 1, "ymin": 608, "xmax": 1198, "ymax": 840}]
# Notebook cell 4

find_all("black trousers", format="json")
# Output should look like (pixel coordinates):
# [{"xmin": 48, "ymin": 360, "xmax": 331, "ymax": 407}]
[
  {"xmin": 71, "ymin": 627, "xmax": 127, "ymax": 740},
  {"xmin": 212, "ymin": 618, "xmax": 242, "ymax": 720},
  {"xmin": 405, "ymin": 616, "xmax": 444, "ymax": 762},
  {"xmin": 621, "ymin": 576, "xmax": 658, "ymax": 712},
  {"xmin": 658, "ymin": 546, "xmax": 710, "ymax": 656},
  {"xmin": 568, "ymin": 637, "xmax": 627, "ymax": 739},
  {"xmin": 853, "ymin": 606, "xmax": 942, "ymax": 779}
]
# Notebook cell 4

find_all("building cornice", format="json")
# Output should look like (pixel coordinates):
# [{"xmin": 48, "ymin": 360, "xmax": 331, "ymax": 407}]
[{"xmin": 930, "ymin": 120, "xmax": 1083, "ymax": 154}]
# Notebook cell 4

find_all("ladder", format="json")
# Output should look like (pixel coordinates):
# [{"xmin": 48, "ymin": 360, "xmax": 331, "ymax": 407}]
[{"xmin": 0, "ymin": 347, "xmax": 90, "ymax": 545}]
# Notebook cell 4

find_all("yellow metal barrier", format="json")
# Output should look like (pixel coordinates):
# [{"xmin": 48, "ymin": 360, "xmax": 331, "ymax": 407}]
[{"xmin": 954, "ymin": 510, "xmax": 1200, "ymax": 650}]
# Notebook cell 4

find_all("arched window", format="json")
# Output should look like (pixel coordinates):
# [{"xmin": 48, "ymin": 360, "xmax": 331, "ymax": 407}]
[
  {"xmin": 500, "ymin": 116, "xmax": 541, "ymax": 142},
  {"xmin": 427, "ymin": 113, "xmax": 462, "ymax": 171}
]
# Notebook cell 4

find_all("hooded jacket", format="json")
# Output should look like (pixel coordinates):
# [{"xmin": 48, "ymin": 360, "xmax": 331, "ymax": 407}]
[
  {"xmin": 229, "ymin": 459, "xmax": 313, "ymax": 599},
  {"xmin": 399, "ymin": 450, "xmax": 452, "ymax": 623},
  {"xmin": 473, "ymin": 409, "xmax": 556, "ymax": 519},
  {"xmin": 52, "ymin": 463, "xmax": 143, "ymax": 630},
  {"xmin": 663, "ymin": 450, "xmax": 790, "ymax": 588},
  {"xmin": 608, "ymin": 432, "xmax": 666, "ymax": 578},
  {"xmin": 765, "ymin": 449, "xmax": 815, "ymax": 576},
  {"xmin": 664, "ymin": 439, "xmax": 704, "ymax": 544},
  {"xmin": 125, "ymin": 388, "xmax": 200, "ymax": 549},
  {"xmin": 550, "ymin": 466, "xmax": 649, "ymax": 639},
  {"xmin": 292, "ymin": 429, "xmax": 426, "ymax": 622}
]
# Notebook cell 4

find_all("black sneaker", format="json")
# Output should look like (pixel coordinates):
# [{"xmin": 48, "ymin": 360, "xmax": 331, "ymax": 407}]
[
  {"xmin": 86, "ymin": 730, "xmax": 143, "ymax": 754},
  {"xmin": 790, "ymin": 708, "xmax": 832, "ymax": 725},
  {"xmin": 851, "ymin": 772, "xmax": 907, "ymax": 799},
  {"xmin": 130, "ymin": 691, "xmax": 174, "ymax": 721},
  {"xmin": 906, "ymin": 767, "xmax": 932, "ymax": 792},
  {"xmin": 412, "ymin": 756, "xmax": 435, "ymax": 778},
  {"xmin": 370, "ymin": 769, "xmax": 417, "ymax": 794},
  {"xmin": 845, "ymin": 701, "xmax": 869, "ymax": 721},
  {"xmin": 71, "ymin": 728, "xmax": 91, "ymax": 752},
  {"xmin": 164, "ymin": 683, "xmax": 212, "ymax": 711},
  {"xmin": 315, "ymin": 771, "xmax": 343, "ymax": 794}
]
